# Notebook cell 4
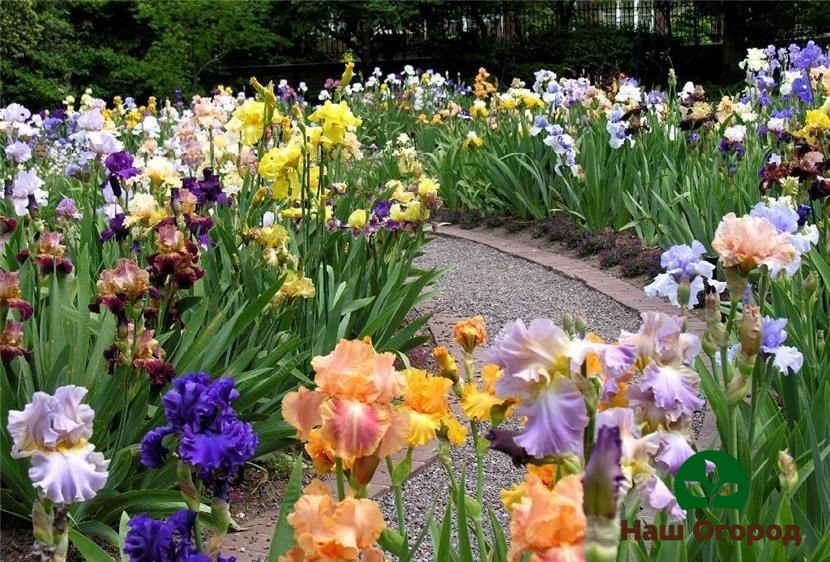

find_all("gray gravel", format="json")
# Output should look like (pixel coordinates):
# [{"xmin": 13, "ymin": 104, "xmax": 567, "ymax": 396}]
[{"xmin": 377, "ymin": 235, "xmax": 642, "ymax": 561}]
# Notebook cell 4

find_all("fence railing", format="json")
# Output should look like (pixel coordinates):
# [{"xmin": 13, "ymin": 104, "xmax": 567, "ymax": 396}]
[{"xmin": 284, "ymin": 1, "xmax": 826, "ymax": 62}]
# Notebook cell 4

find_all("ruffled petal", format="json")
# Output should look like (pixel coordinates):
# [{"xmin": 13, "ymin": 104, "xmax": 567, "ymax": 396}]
[
  {"xmin": 28, "ymin": 446, "xmax": 109, "ymax": 504},
  {"xmin": 403, "ymin": 409, "xmax": 440, "ymax": 447},
  {"xmin": 282, "ymin": 387, "xmax": 327, "ymax": 441},
  {"xmin": 629, "ymin": 364, "xmax": 703, "ymax": 425},
  {"xmin": 50, "ymin": 386, "xmax": 95, "ymax": 443},
  {"xmin": 644, "ymin": 273, "xmax": 680, "ymax": 306},
  {"xmin": 635, "ymin": 472, "xmax": 685, "ymax": 520},
  {"xmin": 178, "ymin": 416, "xmax": 258, "ymax": 477},
  {"xmin": 332, "ymin": 497, "xmax": 386, "ymax": 551},
  {"xmin": 771, "ymin": 345, "xmax": 804, "ymax": 374},
  {"xmin": 320, "ymin": 400, "xmax": 390, "ymax": 459},
  {"xmin": 487, "ymin": 319, "xmax": 572, "ymax": 384},
  {"xmin": 654, "ymin": 431, "xmax": 696, "ymax": 475},
  {"xmin": 140, "ymin": 425, "xmax": 173, "ymax": 468},
  {"xmin": 514, "ymin": 376, "xmax": 588, "ymax": 458},
  {"xmin": 7, "ymin": 386, "xmax": 94, "ymax": 457},
  {"xmin": 375, "ymin": 407, "xmax": 409, "ymax": 458},
  {"xmin": 568, "ymin": 339, "xmax": 637, "ymax": 379}
]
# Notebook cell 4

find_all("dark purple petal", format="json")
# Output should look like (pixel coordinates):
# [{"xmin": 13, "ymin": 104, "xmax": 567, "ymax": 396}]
[
  {"xmin": 124, "ymin": 513, "xmax": 173, "ymax": 562},
  {"xmin": 140, "ymin": 425, "xmax": 174, "ymax": 468},
  {"xmin": 178, "ymin": 415, "xmax": 257, "ymax": 479}
]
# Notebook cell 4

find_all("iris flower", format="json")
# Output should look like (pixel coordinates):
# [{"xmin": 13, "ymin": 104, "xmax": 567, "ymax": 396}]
[
  {"xmin": 486, "ymin": 319, "xmax": 636, "ymax": 458},
  {"xmin": 283, "ymin": 339, "xmax": 408, "ymax": 471},
  {"xmin": 502, "ymin": 472, "xmax": 586, "ymax": 562},
  {"xmin": 279, "ymin": 480, "xmax": 386, "ymax": 562},
  {"xmin": 7, "ymin": 386, "xmax": 109, "ymax": 504},
  {"xmin": 140, "ymin": 373, "xmax": 257, "ymax": 484},
  {"xmin": 596, "ymin": 408, "xmax": 687, "ymax": 520}
]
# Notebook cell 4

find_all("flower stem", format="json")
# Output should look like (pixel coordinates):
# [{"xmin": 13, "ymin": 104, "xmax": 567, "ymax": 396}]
[
  {"xmin": 721, "ymin": 299, "xmax": 739, "ymax": 387},
  {"xmin": 469, "ymin": 422, "xmax": 488, "ymax": 557},
  {"xmin": 192, "ymin": 479, "xmax": 206, "ymax": 553},
  {"xmin": 193, "ymin": 510, "xmax": 206, "ymax": 553},
  {"xmin": 385, "ymin": 456, "xmax": 408, "ymax": 556},
  {"xmin": 335, "ymin": 458, "xmax": 346, "ymax": 500}
]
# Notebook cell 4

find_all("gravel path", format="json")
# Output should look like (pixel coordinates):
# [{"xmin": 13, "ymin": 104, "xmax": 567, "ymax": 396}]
[{"xmin": 377, "ymin": 235, "xmax": 642, "ymax": 560}]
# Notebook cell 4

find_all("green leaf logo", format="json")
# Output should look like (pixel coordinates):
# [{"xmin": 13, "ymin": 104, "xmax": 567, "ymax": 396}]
[{"xmin": 674, "ymin": 450, "xmax": 749, "ymax": 511}]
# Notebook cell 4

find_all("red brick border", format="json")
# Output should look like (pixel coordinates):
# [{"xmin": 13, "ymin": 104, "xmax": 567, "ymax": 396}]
[{"xmin": 439, "ymin": 226, "xmax": 708, "ymax": 336}]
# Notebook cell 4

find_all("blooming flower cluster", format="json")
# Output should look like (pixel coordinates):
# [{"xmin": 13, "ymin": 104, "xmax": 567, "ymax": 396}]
[
  {"xmin": 0, "ymin": 269, "xmax": 32, "ymax": 363},
  {"xmin": 7, "ymin": 386, "xmax": 109, "ymax": 504},
  {"xmin": 278, "ymin": 480, "xmax": 386, "ymax": 562},
  {"xmin": 283, "ymin": 338, "xmax": 465, "ymax": 483},
  {"xmin": 645, "ymin": 240, "xmax": 725, "ymax": 309},
  {"xmin": 486, "ymin": 309, "xmax": 703, "ymax": 522},
  {"xmin": 124, "ymin": 510, "xmax": 236, "ymax": 562},
  {"xmin": 140, "ymin": 373, "xmax": 257, "ymax": 487}
]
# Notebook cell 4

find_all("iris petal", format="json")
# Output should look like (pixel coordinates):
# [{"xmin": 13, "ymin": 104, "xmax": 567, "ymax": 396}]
[
  {"xmin": 514, "ymin": 376, "xmax": 588, "ymax": 458},
  {"xmin": 28, "ymin": 446, "xmax": 109, "ymax": 504}
]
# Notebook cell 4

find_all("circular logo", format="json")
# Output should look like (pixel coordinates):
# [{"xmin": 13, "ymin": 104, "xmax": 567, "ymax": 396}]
[{"xmin": 674, "ymin": 450, "xmax": 750, "ymax": 511}]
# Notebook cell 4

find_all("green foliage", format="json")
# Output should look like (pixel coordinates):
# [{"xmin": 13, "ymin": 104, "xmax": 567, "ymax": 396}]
[{"xmin": 133, "ymin": 0, "xmax": 283, "ymax": 95}]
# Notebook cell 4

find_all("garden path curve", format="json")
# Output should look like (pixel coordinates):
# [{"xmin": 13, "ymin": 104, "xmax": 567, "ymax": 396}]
[{"xmin": 225, "ymin": 226, "xmax": 717, "ymax": 561}]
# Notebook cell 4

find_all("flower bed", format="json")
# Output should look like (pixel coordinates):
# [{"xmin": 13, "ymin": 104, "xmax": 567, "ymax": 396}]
[{"xmin": 2, "ymin": 43, "xmax": 829, "ymax": 561}]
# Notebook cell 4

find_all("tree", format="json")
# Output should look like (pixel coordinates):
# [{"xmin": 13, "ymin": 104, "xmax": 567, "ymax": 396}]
[{"xmin": 135, "ymin": 0, "xmax": 284, "ymax": 96}]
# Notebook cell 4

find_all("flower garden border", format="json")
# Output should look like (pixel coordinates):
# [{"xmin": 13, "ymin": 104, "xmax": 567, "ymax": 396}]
[{"xmin": 226, "ymin": 225, "xmax": 719, "ymax": 560}]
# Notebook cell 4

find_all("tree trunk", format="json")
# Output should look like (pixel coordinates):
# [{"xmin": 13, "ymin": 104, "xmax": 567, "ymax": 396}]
[{"xmin": 721, "ymin": 1, "xmax": 746, "ymax": 81}]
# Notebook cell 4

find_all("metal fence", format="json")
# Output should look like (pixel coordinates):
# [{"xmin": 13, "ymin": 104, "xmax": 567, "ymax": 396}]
[
  {"xmin": 305, "ymin": 1, "xmax": 726, "ymax": 60},
  {"xmin": 290, "ymin": 1, "xmax": 827, "ymax": 62}
]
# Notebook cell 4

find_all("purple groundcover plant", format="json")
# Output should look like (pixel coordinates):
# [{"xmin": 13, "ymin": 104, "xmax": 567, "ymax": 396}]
[{"xmin": 140, "ymin": 373, "xmax": 257, "ymax": 489}]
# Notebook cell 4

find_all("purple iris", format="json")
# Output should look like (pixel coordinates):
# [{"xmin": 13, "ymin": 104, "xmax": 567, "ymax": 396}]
[
  {"xmin": 183, "ymin": 168, "xmax": 229, "ymax": 207},
  {"xmin": 140, "ymin": 426, "xmax": 174, "ymax": 468},
  {"xmin": 100, "ymin": 213, "xmax": 129, "ymax": 243},
  {"xmin": 124, "ymin": 510, "xmax": 237, "ymax": 562},
  {"xmin": 373, "ymin": 199, "xmax": 392, "ymax": 219},
  {"xmin": 772, "ymin": 107, "xmax": 795, "ymax": 119},
  {"xmin": 791, "ymin": 76, "xmax": 813, "ymax": 103},
  {"xmin": 56, "ymin": 197, "xmax": 82, "ymax": 220},
  {"xmin": 105, "ymin": 151, "xmax": 141, "ymax": 181},
  {"xmin": 750, "ymin": 201, "xmax": 798, "ymax": 234},
  {"xmin": 646, "ymin": 90, "xmax": 665, "ymax": 107},
  {"xmin": 761, "ymin": 317, "xmax": 788, "ymax": 349},
  {"xmin": 796, "ymin": 204, "xmax": 811, "ymax": 227},
  {"xmin": 124, "ymin": 513, "xmax": 175, "ymax": 562},
  {"xmin": 140, "ymin": 373, "xmax": 258, "ymax": 482},
  {"xmin": 794, "ymin": 41, "xmax": 825, "ymax": 70},
  {"xmin": 734, "ymin": 143, "xmax": 745, "ymax": 159}
]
